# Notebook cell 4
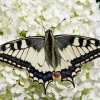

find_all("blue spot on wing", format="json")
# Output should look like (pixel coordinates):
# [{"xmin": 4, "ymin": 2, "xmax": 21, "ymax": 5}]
[
  {"xmin": 29, "ymin": 66, "xmax": 53, "ymax": 82},
  {"xmin": 39, "ymin": 73, "xmax": 42, "ymax": 79}
]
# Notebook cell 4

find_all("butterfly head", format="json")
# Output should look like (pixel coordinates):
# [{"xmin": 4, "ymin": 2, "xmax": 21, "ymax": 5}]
[
  {"xmin": 45, "ymin": 29, "xmax": 54, "ymax": 40},
  {"xmin": 45, "ymin": 29, "xmax": 53, "ymax": 35}
]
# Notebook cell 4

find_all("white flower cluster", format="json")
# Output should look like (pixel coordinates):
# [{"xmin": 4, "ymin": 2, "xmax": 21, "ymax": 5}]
[{"xmin": 0, "ymin": 0, "xmax": 100, "ymax": 99}]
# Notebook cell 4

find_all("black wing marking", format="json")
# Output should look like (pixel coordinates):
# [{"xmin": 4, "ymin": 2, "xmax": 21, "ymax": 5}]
[
  {"xmin": 0, "ymin": 36, "xmax": 53, "ymax": 94},
  {"xmin": 55, "ymin": 34, "xmax": 100, "ymax": 86}
]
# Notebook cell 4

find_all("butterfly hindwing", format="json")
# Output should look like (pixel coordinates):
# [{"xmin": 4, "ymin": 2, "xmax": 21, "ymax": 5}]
[
  {"xmin": 0, "ymin": 36, "xmax": 53, "ymax": 94},
  {"xmin": 55, "ymin": 35, "xmax": 100, "ymax": 85}
]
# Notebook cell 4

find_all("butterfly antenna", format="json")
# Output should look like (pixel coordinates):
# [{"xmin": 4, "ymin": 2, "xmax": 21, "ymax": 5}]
[
  {"xmin": 34, "ymin": 19, "xmax": 47, "ymax": 32},
  {"xmin": 54, "ymin": 18, "xmax": 66, "ymax": 30}
]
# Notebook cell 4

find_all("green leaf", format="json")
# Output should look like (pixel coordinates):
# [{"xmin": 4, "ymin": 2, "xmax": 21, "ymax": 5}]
[
  {"xmin": 19, "ymin": 30, "xmax": 27, "ymax": 37},
  {"xmin": 50, "ymin": 26, "xmax": 55, "ymax": 30},
  {"xmin": 36, "ymin": 33, "xmax": 42, "ymax": 36},
  {"xmin": 39, "ymin": 15, "xmax": 45, "ymax": 21},
  {"xmin": 0, "ymin": 31, "xmax": 3, "ymax": 35}
]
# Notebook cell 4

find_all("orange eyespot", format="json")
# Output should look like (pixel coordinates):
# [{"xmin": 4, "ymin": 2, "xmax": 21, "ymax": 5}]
[{"xmin": 52, "ymin": 72, "xmax": 61, "ymax": 78}]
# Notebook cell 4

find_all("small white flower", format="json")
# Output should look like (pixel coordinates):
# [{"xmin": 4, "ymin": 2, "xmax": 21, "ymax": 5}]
[
  {"xmin": 11, "ymin": 84, "xmax": 24, "ymax": 94},
  {"xmin": 5, "ymin": 66, "xmax": 13, "ymax": 72},
  {"xmin": 0, "ymin": 84, "xmax": 7, "ymax": 94},
  {"xmin": 33, "ymin": 93, "xmax": 39, "ymax": 99},
  {"xmin": 20, "ymin": 71, "xmax": 28, "ymax": 79},
  {"xmin": 6, "ymin": 75, "xmax": 16, "ymax": 85},
  {"xmin": 23, "ymin": 81, "xmax": 30, "ymax": 88},
  {"xmin": 0, "ymin": 65, "xmax": 4, "ymax": 71},
  {"xmin": 75, "ymin": 91, "xmax": 82, "ymax": 98},
  {"xmin": 56, "ymin": 81, "xmax": 67, "ymax": 90},
  {"xmin": 80, "ymin": 0, "xmax": 86, "ymax": 3},
  {"xmin": 42, "ymin": 9, "xmax": 53, "ymax": 20},
  {"xmin": 0, "ymin": 78, "xmax": 5, "ymax": 84},
  {"xmin": 60, "ymin": 89, "xmax": 68, "ymax": 97},
  {"xmin": 16, "ymin": 92, "xmax": 31, "ymax": 100},
  {"xmin": 80, "ymin": 74, "xmax": 86, "ymax": 81},
  {"xmin": 14, "ymin": 69, "xmax": 21, "ymax": 75},
  {"xmin": 10, "ymin": 71, "xmax": 19, "ymax": 80},
  {"xmin": 20, "ymin": 77, "xmax": 27, "ymax": 86},
  {"xmin": 89, "ymin": 68, "xmax": 100, "ymax": 80},
  {"xmin": 55, "ymin": 92, "xmax": 60, "ymax": 99},
  {"xmin": 77, "ymin": 84, "xmax": 84, "ymax": 91},
  {"xmin": 2, "ymin": 70, "xmax": 9, "ymax": 78},
  {"xmin": 84, "ymin": 81, "xmax": 92, "ymax": 89},
  {"xmin": 36, "ymin": 5, "xmax": 43, "ymax": 15},
  {"xmin": 19, "ymin": 21, "xmax": 29, "ymax": 31}
]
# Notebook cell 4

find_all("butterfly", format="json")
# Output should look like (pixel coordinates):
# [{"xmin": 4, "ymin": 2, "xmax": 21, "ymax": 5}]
[{"xmin": 0, "ymin": 29, "xmax": 100, "ymax": 94}]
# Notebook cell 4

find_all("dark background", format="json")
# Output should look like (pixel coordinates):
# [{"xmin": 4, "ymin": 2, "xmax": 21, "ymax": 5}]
[
  {"xmin": 96, "ymin": 0, "xmax": 100, "ymax": 2},
  {"xmin": 96, "ymin": 0, "xmax": 100, "ymax": 9}
]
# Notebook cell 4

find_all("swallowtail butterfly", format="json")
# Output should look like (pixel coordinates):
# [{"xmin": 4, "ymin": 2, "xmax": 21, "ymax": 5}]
[{"xmin": 0, "ymin": 29, "xmax": 100, "ymax": 94}]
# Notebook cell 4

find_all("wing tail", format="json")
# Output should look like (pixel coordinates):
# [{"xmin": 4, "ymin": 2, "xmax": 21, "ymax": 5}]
[{"xmin": 60, "ymin": 65, "xmax": 81, "ymax": 87}]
